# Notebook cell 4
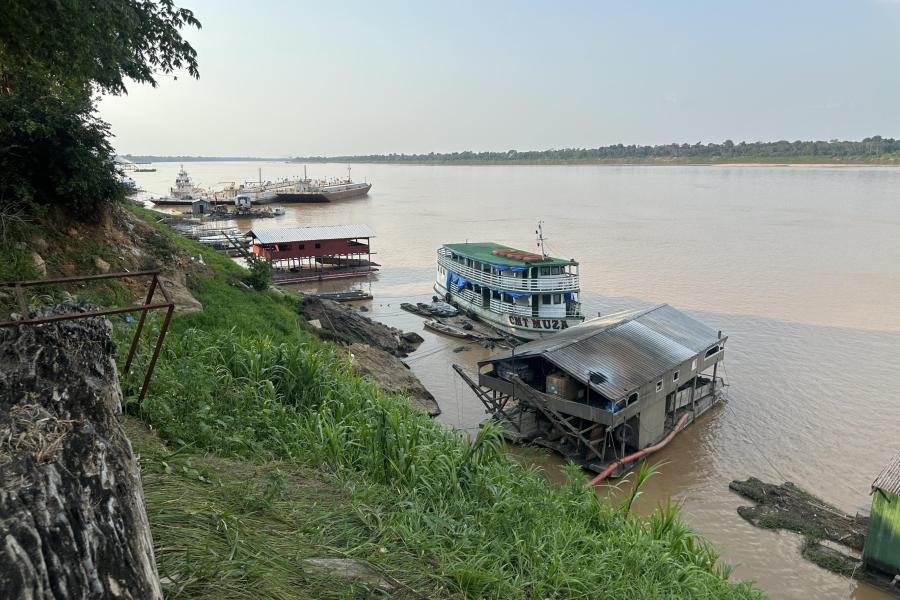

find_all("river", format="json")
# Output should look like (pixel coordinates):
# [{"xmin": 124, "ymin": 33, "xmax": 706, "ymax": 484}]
[{"xmin": 132, "ymin": 161, "xmax": 900, "ymax": 599}]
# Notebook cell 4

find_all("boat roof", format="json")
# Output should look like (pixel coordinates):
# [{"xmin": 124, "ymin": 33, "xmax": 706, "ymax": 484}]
[
  {"xmin": 480, "ymin": 304, "xmax": 726, "ymax": 399},
  {"xmin": 443, "ymin": 242, "xmax": 573, "ymax": 267},
  {"xmin": 246, "ymin": 224, "xmax": 375, "ymax": 244}
]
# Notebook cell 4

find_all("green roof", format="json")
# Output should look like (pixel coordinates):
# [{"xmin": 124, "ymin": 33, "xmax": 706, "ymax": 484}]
[{"xmin": 443, "ymin": 242, "xmax": 574, "ymax": 267}]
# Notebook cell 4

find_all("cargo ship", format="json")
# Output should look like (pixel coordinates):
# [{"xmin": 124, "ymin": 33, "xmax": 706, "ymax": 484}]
[{"xmin": 434, "ymin": 225, "xmax": 584, "ymax": 340}]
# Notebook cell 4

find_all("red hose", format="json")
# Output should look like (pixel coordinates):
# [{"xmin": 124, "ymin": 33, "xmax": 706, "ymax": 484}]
[{"xmin": 586, "ymin": 413, "xmax": 690, "ymax": 488}]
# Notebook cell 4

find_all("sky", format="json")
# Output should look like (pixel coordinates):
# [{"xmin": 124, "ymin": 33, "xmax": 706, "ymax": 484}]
[{"xmin": 99, "ymin": 0, "xmax": 900, "ymax": 157}]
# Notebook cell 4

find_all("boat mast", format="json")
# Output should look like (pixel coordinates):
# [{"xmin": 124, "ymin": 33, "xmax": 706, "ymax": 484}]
[{"xmin": 536, "ymin": 221, "xmax": 547, "ymax": 259}]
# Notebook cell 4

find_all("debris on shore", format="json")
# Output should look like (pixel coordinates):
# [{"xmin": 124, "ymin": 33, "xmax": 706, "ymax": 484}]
[
  {"xmin": 730, "ymin": 478, "xmax": 900, "ymax": 594},
  {"xmin": 297, "ymin": 296, "xmax": 439, "ymax": 416},
  {"xmin": 299, "ymin": 296, "xmax": 422, "ymax": 357},
  {"xmin": 730, "ymin": 477, "xmax": 867, "ymax": 550}
]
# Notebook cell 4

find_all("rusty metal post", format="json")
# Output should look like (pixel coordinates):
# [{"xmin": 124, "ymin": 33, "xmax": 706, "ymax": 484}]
[
  {"xmin": 138, "ymin": 304, "xmax": 174, "ymax": 402},
  {"xmin": 14, "ymin": 284, "xmax": 28, "ymax": 318},
  {"xmin": 124, "ymin": 274, "xmax": 159, "ymax": 374}
]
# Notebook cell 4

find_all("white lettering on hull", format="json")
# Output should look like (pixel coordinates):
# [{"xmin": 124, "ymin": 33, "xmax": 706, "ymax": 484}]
[{"xmin": 506, "ymin": 315, "xmax": 571, "ymax": 331}]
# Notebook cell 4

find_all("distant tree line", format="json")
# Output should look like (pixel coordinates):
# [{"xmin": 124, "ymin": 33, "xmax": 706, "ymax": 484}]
[
  {"xmin": 291, "ymin": 137, "xmax": 900, "ymax": 164},
  {"xmin": 123, "ymin": 155, "xmax": 275, "ymax": 163}
]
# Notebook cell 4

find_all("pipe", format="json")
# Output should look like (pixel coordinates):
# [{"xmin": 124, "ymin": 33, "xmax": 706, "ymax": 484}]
[{"xmin": 586, "ymin": 413, "xmax": 690, "ymax": 488}]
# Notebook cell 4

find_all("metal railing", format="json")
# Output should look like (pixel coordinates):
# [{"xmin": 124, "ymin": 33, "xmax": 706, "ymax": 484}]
[
  {"xmin": 438, "ymin": 253, "xmax": 579, "ymax": 293},
  {"xmin": 0, "ymin": 270, "xmax": 175, "ymax": 402}
]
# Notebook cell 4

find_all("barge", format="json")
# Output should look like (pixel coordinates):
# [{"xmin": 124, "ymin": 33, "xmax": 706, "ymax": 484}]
[{"xmin": 455, "ymin": 304, "xmax": 727, "ymax": 476}]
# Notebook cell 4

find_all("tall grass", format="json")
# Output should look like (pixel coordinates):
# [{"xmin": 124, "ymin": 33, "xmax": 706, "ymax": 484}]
[
  {"xmin": 125, "ymin": 327, "xmax": 761, "ymax": 599},
  {"xmin": 122, "ymin": 205, "xmax": 763, "ymax": 599}
]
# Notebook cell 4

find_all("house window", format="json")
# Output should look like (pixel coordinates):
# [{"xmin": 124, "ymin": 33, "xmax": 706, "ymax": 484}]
[
  {"xmin": 315, "ymin": 242, "xmax": 321, "ymax": 249},
  {"xmin": 656, "ymin": 380, "xmax": 663, "ymax": 392},
  {"xmin": 673, "ymin": 371, "xmax": 679, "ymax": 382},
  {"xmin": 627, "ymin": 392, "xmax": 639, "ymax": 406},
  {"xmin": 542, "ymin": 294, "xmax": 551, "ymax": 304},
  {"xmin": 691, "ymin": 359, "xmax": 697, "ymax": 371},
  {"xmin": 705, "ymin": 345, "xmax": 720, "ymax": 358}
]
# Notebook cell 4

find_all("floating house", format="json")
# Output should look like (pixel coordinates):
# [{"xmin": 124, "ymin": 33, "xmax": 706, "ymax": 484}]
[
  {"xmin": 246, "ymin": 225, "xmax": 376, "ymax": 283},
  {"xmin": 191, "ymin": 199, "xmax": 211, "ymax": 216},
  {"xmin": 864, "ymin": 450, "xmax": 900, "ymax": 578},
  {"xmin": 456, "ymin": 304, "xmax": 726, "ymax": 473}
]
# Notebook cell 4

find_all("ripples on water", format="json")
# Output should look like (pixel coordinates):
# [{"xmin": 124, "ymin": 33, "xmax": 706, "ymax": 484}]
[{"xmin": 135, "ymin": 162, "xmax": 900, "ymax": 599}]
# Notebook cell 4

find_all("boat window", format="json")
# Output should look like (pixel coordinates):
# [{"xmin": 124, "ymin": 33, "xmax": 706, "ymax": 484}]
[
  {"xmin": 691, "ymin": 359, "xmax": 697, "ymax": 371},
  {"xmin": 552, "ymin": 294, "xmax": 562, "ymax": 304},
  {"xmin": 627, "ymin": 392, "xmax": 638, "ymax": 406},
  {"xmin": 299, "ymin": 244, "xmax": 305, "ymax": 250},
  {"xmin": 315, "ymin": 243, "xmax": 321, "ymax": 249},
  {"xmin": 540, "ymin": 267, "xmax": 550, "ymax": 276},
  {"xmin": 705, "ymin": 345, "xmax": 720, "ymax": 358},
  {"xmin": 551, "ymin": 266, "xmax": 561, "ymax": 275},
  {"xmin": 542, "ymin": 294, "xmax": 551, "ymax": 304},
  {"xmin": 673, "ymin": 371, "xmax": 679, "ymax": 382},
  {"xmin": 656, "ymin": 380, "xmax": 663, "ymax": 392}
]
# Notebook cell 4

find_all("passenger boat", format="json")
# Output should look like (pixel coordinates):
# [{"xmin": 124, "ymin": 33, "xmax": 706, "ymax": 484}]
[{"xmin": 434, "ymin": 226, "xmax": 584, "ymax": 340}]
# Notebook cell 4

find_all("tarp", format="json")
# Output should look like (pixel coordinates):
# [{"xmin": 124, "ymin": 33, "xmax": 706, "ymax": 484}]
[
  {"xmin": 502, "ymin": 291, "xmax": 532, "ymax": 300},
  {"xmin": 493, "ymin": 264, "xmax": 527, "ymax": 273}
]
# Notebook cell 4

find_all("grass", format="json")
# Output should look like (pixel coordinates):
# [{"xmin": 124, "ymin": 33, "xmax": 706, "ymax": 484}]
[
  {"xmin": 0, "ymin": 203, "xmax": 761, "ymax": 598},
  {"xmin": 117, "ymin": 206, "xmax": 764, "ymax": 599}
]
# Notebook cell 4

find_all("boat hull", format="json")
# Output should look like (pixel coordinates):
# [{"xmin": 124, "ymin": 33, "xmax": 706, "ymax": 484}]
[
  {"xmin": 322, "ymin": 183, "xmax": 371, "ymax": 201},
  {"xmin": 434, "ymin": 283, "xmax": 583, "ymax": 341}
]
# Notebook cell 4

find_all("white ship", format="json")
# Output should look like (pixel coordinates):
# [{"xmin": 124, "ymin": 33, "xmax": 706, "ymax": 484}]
[{"xmin": 434, "ymin": 225, "xmax": 584, "ymax": 340}]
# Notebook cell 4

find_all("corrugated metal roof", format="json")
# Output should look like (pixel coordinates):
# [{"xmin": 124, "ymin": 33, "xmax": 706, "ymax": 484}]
[
  {"xmin": 872, "ymin": 449, "xmax": 900, "ymax": 496},
  {"xmin": 482, "ymin": 304, "xmax": 725, "ymax": 399},
  {"xmin": 246, "ymin": 225, "xmax": 375, "ymax": 244}
]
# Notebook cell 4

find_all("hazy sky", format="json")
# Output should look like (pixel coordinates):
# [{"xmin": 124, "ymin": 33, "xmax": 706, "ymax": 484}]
[{"xmin": 99, "ymin": 0, "xmax": 900, "ymax": 156}]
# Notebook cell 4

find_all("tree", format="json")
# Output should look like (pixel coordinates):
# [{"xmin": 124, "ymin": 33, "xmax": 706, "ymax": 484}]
[{"xmin": 0, "ymin": 0, "xmax": 201, "ymax": 216}]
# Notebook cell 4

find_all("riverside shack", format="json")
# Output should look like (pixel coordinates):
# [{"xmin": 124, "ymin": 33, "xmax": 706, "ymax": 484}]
[
  {"xmin": 457, "ymin": 304, "xmax": 726, "ymax": 474},
  {"xmin": 246, "ymin": 225, "xmax": 376, "ymax": 282},
  {"xmin": 864, "ymin": 450, "xmax": 900, "ymax": 579}
]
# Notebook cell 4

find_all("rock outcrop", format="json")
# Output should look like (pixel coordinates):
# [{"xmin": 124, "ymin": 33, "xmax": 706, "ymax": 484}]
[{"xmin": 0, "ymin": 306, "xmax": 162, "ymax": 599}]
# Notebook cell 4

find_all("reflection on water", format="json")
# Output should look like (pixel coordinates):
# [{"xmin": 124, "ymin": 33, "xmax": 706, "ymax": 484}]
[{"xmin": 134, "ymin": 162, "xmax": 900, "ymax": 600}]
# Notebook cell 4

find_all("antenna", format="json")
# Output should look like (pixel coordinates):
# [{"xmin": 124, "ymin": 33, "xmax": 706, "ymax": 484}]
[{"xmin": 536, "ymin": 221, "xmax": 547, "ymax": 258}]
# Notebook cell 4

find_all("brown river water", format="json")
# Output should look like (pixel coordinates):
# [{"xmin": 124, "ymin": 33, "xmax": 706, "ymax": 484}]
[{"xmin": 134, "ymin": 161, "xmax": 900, "ymax": 599}]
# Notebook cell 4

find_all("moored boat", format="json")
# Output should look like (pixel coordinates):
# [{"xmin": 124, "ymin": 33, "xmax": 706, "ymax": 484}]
[
  {"xmin": 152, "ymin": 165, "xmax": 221, "ymax": 206},
  {"xmin": 434, "ymin": 227, "xmax": 584, "ymax": 340}
]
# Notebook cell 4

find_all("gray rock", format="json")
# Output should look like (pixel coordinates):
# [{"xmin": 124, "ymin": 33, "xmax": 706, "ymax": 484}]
[
  {"xmin": 302, "ymin": 558, "xmax": 394, "ymax": 592},
  {"xmin": 0, "ymin": 305, "xmax": 162, "ymax": 599}
]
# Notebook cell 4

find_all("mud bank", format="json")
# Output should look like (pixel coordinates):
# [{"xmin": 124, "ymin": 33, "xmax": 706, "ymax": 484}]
[{"xmin": 298, "ymin": 296, "xmax": 439, "ymax": 416}]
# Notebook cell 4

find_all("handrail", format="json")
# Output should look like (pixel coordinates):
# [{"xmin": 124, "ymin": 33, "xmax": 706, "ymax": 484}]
[{"xmin": 439, "ymin": 255, "xmax": 579, "ymax": 293}]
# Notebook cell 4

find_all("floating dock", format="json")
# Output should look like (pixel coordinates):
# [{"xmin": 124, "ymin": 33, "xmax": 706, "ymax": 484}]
[{"xmin": 455, "ymin": 304, "xmax": 727, "ymax": 476}]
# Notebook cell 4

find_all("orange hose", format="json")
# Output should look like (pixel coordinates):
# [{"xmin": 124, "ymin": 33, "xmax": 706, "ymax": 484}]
[{"xmin": 586, "ymin": 413, "xmax": 690, "ymax": 488}]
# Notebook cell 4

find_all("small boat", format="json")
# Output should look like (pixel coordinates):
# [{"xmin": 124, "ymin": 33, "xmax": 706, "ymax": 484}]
[
  {"xmin": 424, "ymin": 320, "xmax": 478, "ymax": 339},
  {"xmin": 272, "ymin": 207, "xmax": 286, "ymax": 216},
  {"xmin": 401, "ymin": 301, "xmax": 459, "ymax": 318},
  {"xmin": 311, "ymin": 290, "xmax": 373, "ymax": 302}
]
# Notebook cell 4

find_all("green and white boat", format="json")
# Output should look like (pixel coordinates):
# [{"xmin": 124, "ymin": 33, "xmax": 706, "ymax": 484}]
[{"xmin": 434, "ymin": 229, "xmax": 584, "ymax": 340}]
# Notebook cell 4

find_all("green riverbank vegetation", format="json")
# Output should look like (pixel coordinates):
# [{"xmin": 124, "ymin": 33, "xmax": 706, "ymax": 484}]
[
  {"xmin": 111, "ymin": 205, "xmax": 764, "ymax": 598},
  {"xmin": 291, "ymin": 137, "xmax": 900, "ymax": 166}
]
